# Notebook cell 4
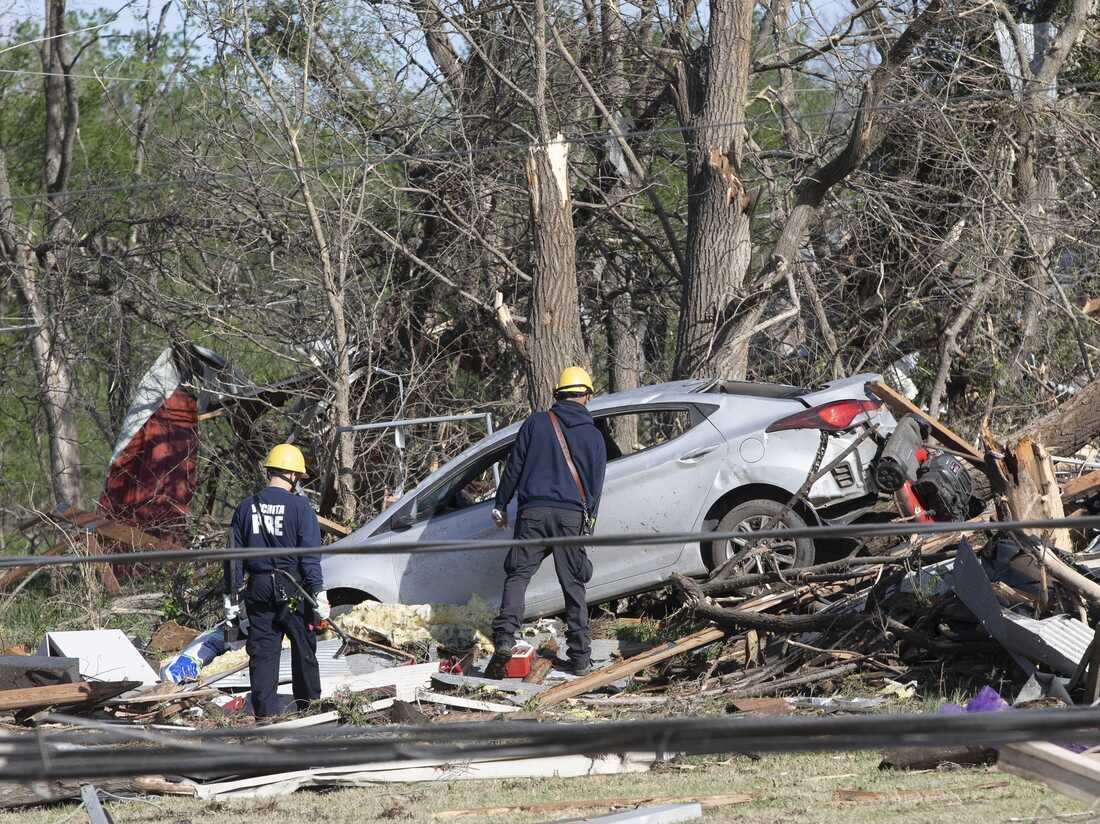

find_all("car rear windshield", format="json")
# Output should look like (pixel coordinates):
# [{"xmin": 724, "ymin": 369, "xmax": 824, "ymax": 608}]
[{"xmin": 710, "ymin": 380, "xmax": 809, "ymax": 399}]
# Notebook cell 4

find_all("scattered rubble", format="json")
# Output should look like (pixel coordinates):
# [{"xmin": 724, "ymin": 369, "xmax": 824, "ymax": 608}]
[{"xmin": 9, "ymin": 398, "xmax": 1100, "ymax": 808}]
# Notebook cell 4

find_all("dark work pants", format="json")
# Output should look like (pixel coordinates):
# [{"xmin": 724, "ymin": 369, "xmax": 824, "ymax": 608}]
[
  {"xmin": 245, "ymin": 574, "xmax": 320, "ymax": 718},
  {"xmin": 491, "ymin": 506, "xmax": 593, "ymax": 665}
]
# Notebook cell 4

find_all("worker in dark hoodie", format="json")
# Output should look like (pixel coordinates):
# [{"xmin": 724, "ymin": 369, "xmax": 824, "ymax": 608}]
[{"xmin": 486, "ymin": 367, "xmax": 607, "ymax": 677}]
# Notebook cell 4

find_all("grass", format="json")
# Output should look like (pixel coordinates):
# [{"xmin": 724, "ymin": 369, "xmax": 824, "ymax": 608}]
[{"xmin": 0, "ymin": 749, "xmax": 1085, "ymax": 823}]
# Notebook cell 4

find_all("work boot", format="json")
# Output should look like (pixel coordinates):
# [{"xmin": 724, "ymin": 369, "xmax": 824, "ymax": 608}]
[
  {"xmin": 556, "ymin": 657, "xmax": 591, "ymax": 676},
  {"xmin": 485, "ymin": 642, "xmax": 514, "ymax": 679},
  {"xmin": 569, "ymin": 660, "xmax": 592, "ymax": 676}
]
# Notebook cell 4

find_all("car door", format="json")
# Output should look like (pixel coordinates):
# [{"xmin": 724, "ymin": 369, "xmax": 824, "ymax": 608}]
[
  {"xmin": 392, "ymin": 443, "xmax": 519, "ymax": 607},
  {"xmin": 553, "ymin": 403, "xmax": 725, "ymax": 603}
]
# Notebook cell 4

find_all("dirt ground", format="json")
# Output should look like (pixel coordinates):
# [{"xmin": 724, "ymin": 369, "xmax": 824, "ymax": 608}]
[{"xmin": 2, "ymin": 749, "xmax": 1086, "ymax": 824}]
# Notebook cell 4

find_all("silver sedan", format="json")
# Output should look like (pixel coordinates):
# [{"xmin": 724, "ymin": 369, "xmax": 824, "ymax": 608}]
[{"xmin": 323, "ymin": 375, "xmax": 897, "ymax": 616}]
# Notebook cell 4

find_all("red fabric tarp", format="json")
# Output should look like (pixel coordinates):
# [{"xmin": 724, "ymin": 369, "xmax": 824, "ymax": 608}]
[{"xmin": 98, "ymin": 349, "xmax": 199, "ymax": 540}]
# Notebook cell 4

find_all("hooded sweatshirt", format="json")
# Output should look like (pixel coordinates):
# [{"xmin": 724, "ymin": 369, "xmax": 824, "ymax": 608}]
[{"xmin": 493, "ymin": 399, "xmax": 608, "ymax": 516}]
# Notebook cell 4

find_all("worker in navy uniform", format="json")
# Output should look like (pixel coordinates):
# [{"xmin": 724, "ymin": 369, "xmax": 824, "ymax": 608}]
[
  {"xmin": 487, "ymin": 367, "xmax": 607, "ymax": 677},
  {"xmin": 230, "ymin": 443, "xmax": 329, "ymax": 719}
]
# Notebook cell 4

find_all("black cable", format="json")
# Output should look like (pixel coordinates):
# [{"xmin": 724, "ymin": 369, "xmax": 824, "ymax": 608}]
[
  {"xmin": 1, "ymin": 80, "xmax": 1099, "ymax": 206},
  {"xmin": 7, "ymin": 707, "xmax": 1100, "ymax": 780},
  {"xmin": 1, "ymin": 512, "xmax": 1095, "ymax": 571}
]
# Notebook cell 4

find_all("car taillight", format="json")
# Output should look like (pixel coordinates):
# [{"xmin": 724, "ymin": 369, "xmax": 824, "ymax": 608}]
[{"xmin": 766, "ymin": 399, "xmax": 882, "ymax": 433}]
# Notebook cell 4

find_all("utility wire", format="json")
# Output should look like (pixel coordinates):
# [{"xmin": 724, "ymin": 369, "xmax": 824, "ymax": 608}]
[
  {"xmin": 7, "ymin": 706, "xmax": 1100, "ymax": 780},
  {"xmin": 0, "ymin": 512, "xmax": 1093, "ymax": 571},
  {"xmin": 0, "ymin": 80, "xmax": 1098, "ymax": 206}
]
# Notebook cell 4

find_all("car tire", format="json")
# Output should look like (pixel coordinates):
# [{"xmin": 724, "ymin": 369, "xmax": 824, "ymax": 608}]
[
  {"xmin": 706, "ymin": 499, "xmax": 815, "ymax": 573},
  {"xmin": 327, "ymin": 590, "xmax": 374, "ymax": 620}
]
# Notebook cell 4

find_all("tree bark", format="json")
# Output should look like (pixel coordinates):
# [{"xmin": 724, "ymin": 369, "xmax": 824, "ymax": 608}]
[
  {"xmin": 672, "ymin": 0, "xmax": 755, "ymax": 380},
  {"xmin": 1010, "ymin": 376, "xmax": 1100, "ymax": 455},
  {"xmin": 0, "ymin": 0, "xmax": 85, "ymax": 509},
  {"xmin": 674, "ymin": 0, "xmax": 946, "ymax": 380},
  {"xmin": 524, "ymin": 0, "xmax": 586, "ymax": 410},
  {"xmin": 525, "ymin": 135, "xmax": 586, "ymax": 410}
]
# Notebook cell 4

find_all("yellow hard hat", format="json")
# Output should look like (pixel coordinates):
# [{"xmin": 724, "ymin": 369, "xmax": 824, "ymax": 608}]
[
  {"xmin": 555, "ymin": 366, "xmax": 594, "ymax": 395},
  {"xmin": 264, "ymin": 443, "xmax": 307, "ymax": 475}
]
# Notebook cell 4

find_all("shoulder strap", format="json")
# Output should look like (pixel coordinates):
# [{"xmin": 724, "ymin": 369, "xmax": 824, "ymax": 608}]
[{"xmin": 548, "ymin": 411, "xmax": 587, "ymax": 508}]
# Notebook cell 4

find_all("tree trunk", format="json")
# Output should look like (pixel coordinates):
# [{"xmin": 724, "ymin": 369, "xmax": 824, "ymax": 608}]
[
  {"xmin": 607, "ymin": 287, "xmax": 643, "ymax": 448},
  {"xmin": 673, "ymin": 0, "xmax": 755, "ymax": 380},
  {"xmin": 525, "ymin": 135, "xmax": 586, "ymax": 410},
  {"xmin": 1010, "ymin": 376, "xmax": 1100, "ymax": 455},
  {"xmin": 524, "ymin": 0, "xmax": 586, "ymax": 411},
  {"xmin": 12, "ymin": 260, "xmax": 82, "ymax": 507}
]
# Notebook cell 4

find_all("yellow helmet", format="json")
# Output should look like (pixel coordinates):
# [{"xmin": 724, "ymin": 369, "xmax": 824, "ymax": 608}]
[
  {"xmin": 555, "ymin": 366, "xmax": 594, "ymax": 395},
  {"xmin": 264, "ymin": 443, "xmax": 307, "ymax": 475}
]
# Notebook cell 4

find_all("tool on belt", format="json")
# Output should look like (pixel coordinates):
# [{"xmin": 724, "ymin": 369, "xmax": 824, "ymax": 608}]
[{"xmin": 271, "ymin": 569, "xmax": 416, "ymax": 664}]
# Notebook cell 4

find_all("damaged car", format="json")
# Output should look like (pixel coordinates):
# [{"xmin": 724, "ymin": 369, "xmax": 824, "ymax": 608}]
[{"xmin": 323, "ymin": 375, "xmax": 899, "ymax": 616}]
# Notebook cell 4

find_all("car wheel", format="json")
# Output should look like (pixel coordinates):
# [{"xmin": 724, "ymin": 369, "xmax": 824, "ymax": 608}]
[{"xmin": 706, "ymin": 499, "xmax": 815, "ymax": 573}]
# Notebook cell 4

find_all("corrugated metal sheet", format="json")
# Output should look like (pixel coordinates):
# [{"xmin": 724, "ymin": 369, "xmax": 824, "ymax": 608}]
[{"xmin": 215, "ymin": 639, "xmax": 351, "ymax": 688}]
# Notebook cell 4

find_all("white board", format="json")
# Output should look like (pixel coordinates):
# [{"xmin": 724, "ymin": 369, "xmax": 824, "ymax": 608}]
[
  {"xmin": 190, "ymin": 752, "xmax": 657, "ymax": 799},
  {"xmin": 39, "ymin": 630, "xmax": 159, "ymax": 686}
]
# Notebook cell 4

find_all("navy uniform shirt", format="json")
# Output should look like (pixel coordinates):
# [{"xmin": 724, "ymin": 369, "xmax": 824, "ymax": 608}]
[
  {"xmin": 230, "ymin": 486, "xmax": 324, "ymax": 593},
  {"xmin": 494, "ymin": 399, "xmax": 607, "ymax": 516}
]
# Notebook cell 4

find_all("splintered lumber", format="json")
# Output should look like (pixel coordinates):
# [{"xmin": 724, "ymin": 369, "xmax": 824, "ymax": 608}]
[
  {"xmin": 1003, "ymin": 438, "xmax": 1071, "ymax": 551},
  {"xmin": 867, "ymin": 381, "xmax": 982, "ymax": 462},
  {"xmin": 0, "ymin": 680, "xmax": 139, "ymax": 712},
  {"xmin": 0, "ymin": 776, "xmax": 193, "ymax": 809},
  {"xmin": 999, "ymin": 742, "xmax": 1100, "ymax": 802},
  {"xmin": 532, "ymin": 626, "xmax": 726, "ymax": 708},
  {"xmin": 0, "ymin": 543, "xmax": 65, "ymax": 590},
  {"xmin": 524, "ymin": 657, "xmax": 554, "ymax": 685},
  {"xmin": 430, "ymin": 794, "xmax": 752, "ymax": 820},
  {"xmin": 415, "ymin": 690, "xmax": 518, "ymax": 714},
  {"xmin": 1011, "ymin": 375, "xmax": 1100, "ymax": 457},
  {"xmin": 106, "ymin": 687, "xmax": 222, "ymax": 706},
  {"xmin": 1062, "ymin": 470, "xmax": 1100, "ymax": 502},
  {"xmin": 318, "ymin": 516, "xmax": 351, "ymax": 537}
]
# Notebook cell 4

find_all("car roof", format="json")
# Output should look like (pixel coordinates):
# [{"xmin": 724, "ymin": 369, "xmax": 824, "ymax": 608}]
[{"xmin": 587, "ymin": 379, "xmax": 712, "ymax": 409}]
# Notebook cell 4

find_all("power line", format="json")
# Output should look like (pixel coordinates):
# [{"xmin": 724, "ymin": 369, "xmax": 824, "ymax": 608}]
[
  {"xmin": 1, "ymin": 512, "xmax": 1096, "ymax": 571},
  {"xmin": 7, "ymin": 706, "xmax": 1100, "ymax": 780},
  {"xmin": 0, "ymin": 21, "xmax": 108, "ymax": 58},
  {"xmin": 0, "ymin": 80, "xmax": 1097, "ymax": 206}
]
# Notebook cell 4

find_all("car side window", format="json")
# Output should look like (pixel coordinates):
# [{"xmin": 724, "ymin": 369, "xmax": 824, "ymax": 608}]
[
  {"xmin": 411, "ymin": 444, "xmax": 511, "ymax": 522},
  {"xmin": 595, "ymin": 408, "xmax": 695, "ymax": 460}
]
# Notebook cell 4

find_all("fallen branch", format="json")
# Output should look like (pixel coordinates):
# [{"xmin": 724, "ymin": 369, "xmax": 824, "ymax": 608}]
[
  {"xmin": 699, "ymin": 552, "xmax": 951, "ymax": 597},
  {"xmin": 674, "ymin": 574, "xmax": 867, "ymax": 633},
  {"xmin": 707, "ymin": 661, "xmax": 863, "ymax": 698}
]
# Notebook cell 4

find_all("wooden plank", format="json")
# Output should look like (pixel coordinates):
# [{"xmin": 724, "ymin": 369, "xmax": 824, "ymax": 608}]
[
  {"xmin": 867, "ymin": 381, "xmax": 982, "ymax": 462},
  {"xmin": 532, "ymin": 626, "xmax": 726, "ymax": 709},
  {"xmin": 318, "ymin": 516, "xmax": 351, "ymax": 537},
  {"xmin": 0, "ymin": 776, "xmax": 192, "ymax": 809},
  {"xmin": 1007, "ymin": 439, "xmax": 1072, "ymax": 551},
  {"xmin": 1062, "ymin": 470, "xmax": 1100, "ymax": 502},
  {"xmin": 106, "ymin": 688, "xmax": 222, "ymax": 706},
  {"xmin": 0, "ymin": 680, "xmax": 140, "ymax": 712},
  {"xmin": 415, "ymin": 690, "xmax": 518, "ymax": 714},
  {"xmin": 998, "ymin": 741, "xmax": 1100, "ymax": 803},
  {"xmin": 0, "ymin": 543, "xmax": 65, "ymax": 590},
  {"xmin": 431, "ymin": 671, "xmax": 546, "ymax": 696},
  {"xmin": 524, "ymin": 657, "xmax": 553, "ymax": 685},
  {"xmin": 431, "ymin": 793, "xmax": 752, "ymax": 819}
]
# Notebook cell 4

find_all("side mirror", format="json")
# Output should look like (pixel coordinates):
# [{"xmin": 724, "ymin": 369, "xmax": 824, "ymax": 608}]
[{"xmin": 391, "ymin": 501, "xmax": 416, "ymax": 531}]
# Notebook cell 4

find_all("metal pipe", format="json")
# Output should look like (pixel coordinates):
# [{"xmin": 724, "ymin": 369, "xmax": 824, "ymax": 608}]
[
  {"xmin": 338, "ymin": 412, "xmax": 499, "ymax": 495},
  {"xmin": 336, "ymin": 412, "xmax": 495, "ymax": 433},
  {"xmin": 1053, "ymin": 456, "xmax": 1100, "ymax": 470}
]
